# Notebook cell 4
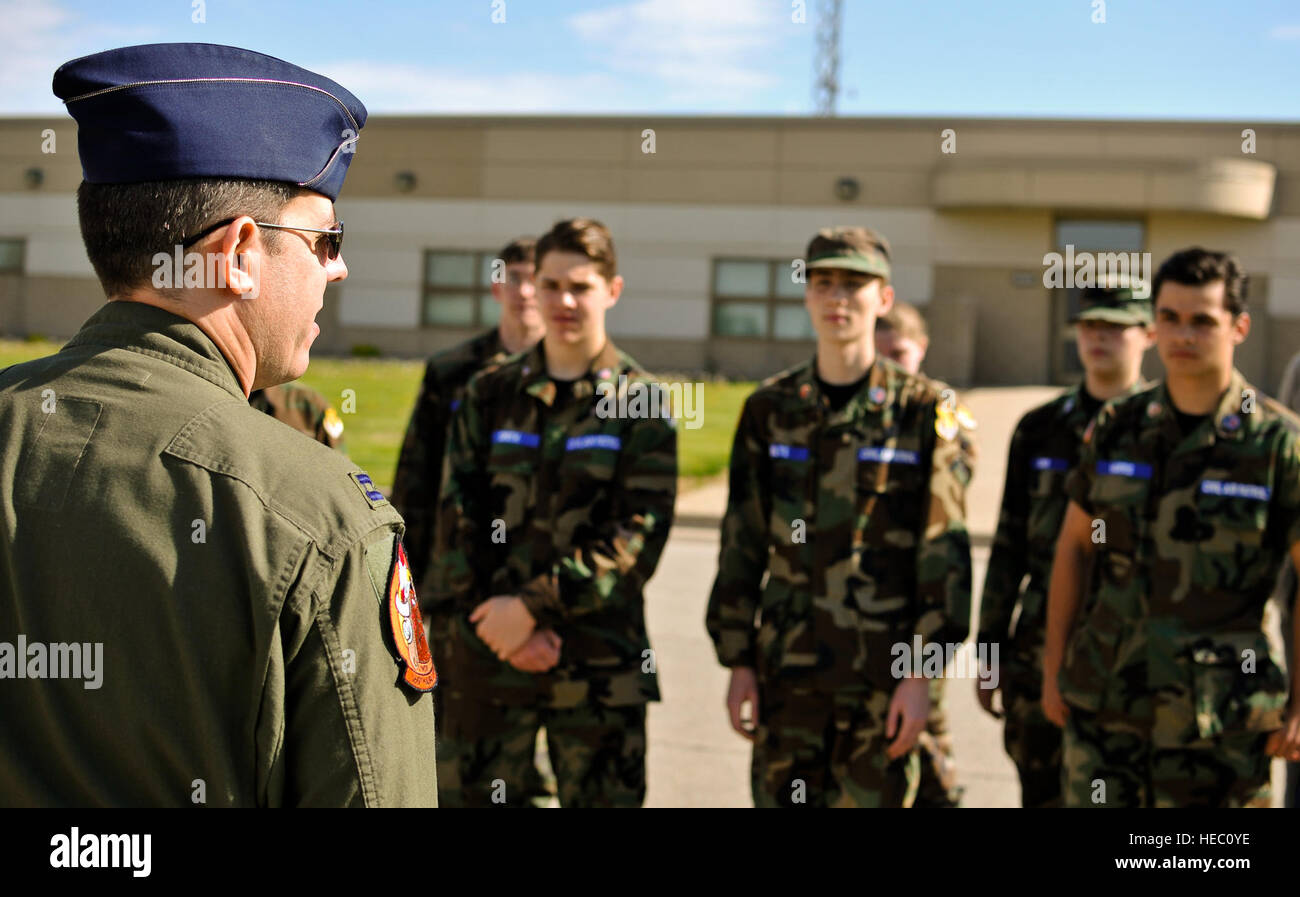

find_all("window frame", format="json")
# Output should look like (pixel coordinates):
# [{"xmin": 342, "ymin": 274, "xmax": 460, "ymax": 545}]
[
  {"xmin": 710, "ymin": 256, "xmax": 812, "ymax": 342},
  {"xmin": 420, "ymin": 248, "xmax": 499, "ymax": 329},
  {"xmin": 0, "ymin": 238, "xmax": 26, "ymax": 275}
]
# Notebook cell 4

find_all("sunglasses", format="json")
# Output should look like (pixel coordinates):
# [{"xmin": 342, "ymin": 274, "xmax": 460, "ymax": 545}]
[{"xmin": 180, "ymin": 217, "xmax": 344, "ymax": 261}]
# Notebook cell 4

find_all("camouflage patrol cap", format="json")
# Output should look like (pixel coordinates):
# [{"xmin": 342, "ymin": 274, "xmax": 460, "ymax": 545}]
[
  {"xmin": 1071, "ymin": 274, "xmax": 1152, "ymax": 326},
  {"xmin": 805, "ymin": 226, "xmax": 892, "ymax": 280}
]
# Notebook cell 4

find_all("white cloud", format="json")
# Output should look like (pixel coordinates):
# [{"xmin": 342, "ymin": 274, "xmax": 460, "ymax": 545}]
[
  {"xmin": 1, "ymin": 0, "xmax": 157, "ymax": 114},
  {"xmin": 317, "ymin": 0, "xmax": 790, "ymax": 116},
  {"xmin": 1269, "ymin": 24, "xmax": 1300, "ymax": 39},
  {"xmin": 568, "ymin": 0, "xmax": 782, "ymax": 93},
  {"xmin": 314, "ymin": 61, "xmax": 632, "ymax": 114}
]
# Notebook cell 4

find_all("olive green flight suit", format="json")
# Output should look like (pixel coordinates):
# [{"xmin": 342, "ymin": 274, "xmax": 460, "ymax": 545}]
[{"xmin": 0, "ymin": 301, "xmax": 438, "ymax": 807}]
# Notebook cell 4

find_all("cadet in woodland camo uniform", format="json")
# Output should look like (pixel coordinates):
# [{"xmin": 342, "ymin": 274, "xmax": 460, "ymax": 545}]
[
  {"xmin": 706, "ymin": 227, "xmax": 973, "ymax": 808},
  {"xmin": 876, "ymin": 300, "xmax": 977, "ymax": 808},
  {"xmin": 391, "ymin": 237, "xmax": 544, "ymax": 806},
  {"xmin": 249, "ymin": 382, "xmax": 347, "ymax": 452},
  {"xmin": 977, "ymin": 281, "xmax": 1152, "ymax": 808},
  {"xmin": 429, "ymin": 219, "xmax": 676, "ymax": 807},
  {"xmin": 1043, "ymin": 248, "xmax": 1300, "ymax": 807}
]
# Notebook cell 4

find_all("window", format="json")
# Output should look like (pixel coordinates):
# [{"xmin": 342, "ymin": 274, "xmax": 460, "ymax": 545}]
[
  {"xmin": 711, "ymin": 258, "xmax": 812, "ymax": 341},
  {"xmin": 0, "ymin": 239, "xmax": 24, "ymax": 274},
  {"xmin": 421, "ymin": 250, "xmax": 500, "ymax": 328},
  {"xmin": 1051, "ymin": 219, "xmax": 1146, "ymax": 383}
]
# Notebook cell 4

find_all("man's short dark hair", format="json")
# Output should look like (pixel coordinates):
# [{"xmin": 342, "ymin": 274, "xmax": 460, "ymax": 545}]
[
  {"xmin": 535, "ymin": 218, "xmax": 617, "ymax": 281},
  {"xmin": 1152, "ymin": 247, "xmax": 1248, "ymax": 316},
  {"xmin": 498, "ymin": 236, "xmax": 536, "ymax": 267},
  {"xmin": 76, "ymin": 177, "xmax": 308, "ymax": 298}
]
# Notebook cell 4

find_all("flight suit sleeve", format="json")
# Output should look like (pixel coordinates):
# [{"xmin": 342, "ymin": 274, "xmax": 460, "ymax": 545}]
[
  {"xmin": 914, "ymin": 399, "xmax": 973, "ymax": 646},
  {"xmin": 516, "ymin": 395, "xmax": 678, "ymax": 626},
  {"xmin": 978, "ymin": 417, "xmax": 1032, "ymax": 645},
  {"xmin": 391, "ymin": 361, "xmax": 444, "ymax": 590},
  {"xmin": 277, "ymin": 528, "xmax": 438, "ymax": 808},
  {"xmin": 427, "ymin": 375, "xmax": 489, "ymax": 618},
  {"xmin": 705, "ymin": 396, "xmax": 767, "ymax": 668}
]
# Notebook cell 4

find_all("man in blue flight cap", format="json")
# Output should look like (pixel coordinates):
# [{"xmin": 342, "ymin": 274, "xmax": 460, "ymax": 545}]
[{"xmin": 0, "ymin": 43, "xmax": 438, "ymax": 807}]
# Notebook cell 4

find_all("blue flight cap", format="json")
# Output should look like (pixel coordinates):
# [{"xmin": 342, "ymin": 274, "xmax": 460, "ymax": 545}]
[{"xmin": 53, "ymin": 43, "xmax": 368, "ymax": 200}]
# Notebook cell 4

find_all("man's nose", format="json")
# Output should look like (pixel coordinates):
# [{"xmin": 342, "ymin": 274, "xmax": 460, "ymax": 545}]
[{"xmin": 327, "ymin": 254, "xmax": 348, "ymax": 282}]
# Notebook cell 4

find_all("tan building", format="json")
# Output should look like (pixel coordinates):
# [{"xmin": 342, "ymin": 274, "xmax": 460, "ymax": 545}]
[{"xmin": 2, "ymin": 115, "xmax": 1297, "ymax": 388}]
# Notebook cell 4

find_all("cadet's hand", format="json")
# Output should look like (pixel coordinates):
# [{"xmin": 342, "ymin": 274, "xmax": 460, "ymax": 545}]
[
  {"xmin": 885, "ymin": 677, "xmax": 929, "ymax": 759},
  {"xmin": 470, "ymin": 596, "xmax": 536, "ymax": 660},
  {"xmin": 507, "ymin": 629, "xmax": 562, "ymax": 673},
  {"xmin": 975, "ymin": 667, "xmax": 1002, "ymax": 719},
  {"xmin": 1041, "ymin": 673, "xmax": 1069, "ymax": 728},
  {"xmin": 1265, "ymin": 709, "xmax": 1300, "ymax": 762},
  {"xmin": 726, "ymin": 666, "xmax": 760, "ymax": 742}
]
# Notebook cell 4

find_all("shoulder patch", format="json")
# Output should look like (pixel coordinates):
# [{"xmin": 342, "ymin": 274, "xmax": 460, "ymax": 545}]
[
  {"xmin": 386, "ymin": 540, "xmax": 437, "ymax": 692},
  {"xmin": 349, "ymin": 471, "xmax": 388, "ymax": 508},
  {"xmin": 323, "ymin": 406, "xmax": 344, "ymax": 440},
  {"xmin": 936, "ymin": 406, "xmax": 959, "ymax": 441}
]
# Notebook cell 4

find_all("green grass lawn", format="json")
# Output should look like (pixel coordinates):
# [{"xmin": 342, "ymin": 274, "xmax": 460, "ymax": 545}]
[{"xmin": 1, "ymin": 338, "xmax": 755, "ymax": 492}]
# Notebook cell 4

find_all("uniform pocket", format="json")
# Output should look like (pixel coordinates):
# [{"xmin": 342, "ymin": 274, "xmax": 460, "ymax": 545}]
[
  {"xmin": 1026, "ymin": 466, "xmax": 1069, "ymax": 555},
  {"xmin": 1058, "ymin": 620, "xmax": 1122, "ymax": 713},
  {"xmin": 856, "ymin": 446, "xmax": 925, "ymax": 543},
  {"xmin": 486, "ymin": 434, "xmax": 538, "ymax": 526},
  {"xmin": 1189, "ymin": 635, "xmax": 1287, "ymax": 738},
  {"xmin": 1088, "ymin": 463, "xmax": 1151, "ymax": 558},
  {"xmin": 1192, "ymin": 476, "xmax": 1270, "ymax": 594},
  {"xmin": 767, "ymin": 448, "xmax": 810, "ymax": 542}
]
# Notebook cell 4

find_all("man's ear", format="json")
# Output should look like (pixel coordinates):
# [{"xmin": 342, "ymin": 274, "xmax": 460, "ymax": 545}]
[
  {"xmin": 219, "ymin": 216, "xmax": 261, "ymax": 298},
  {"xmin": 876, "ymin": 283, "xmax": 896, "ymax": 316},
  {"xmin": 605, "ymin": 274, "xmax": 624, "ymax": 308},
  {"xmin": 1232, "ymin": 311, "xmax": 1251, "ymax": 344}
]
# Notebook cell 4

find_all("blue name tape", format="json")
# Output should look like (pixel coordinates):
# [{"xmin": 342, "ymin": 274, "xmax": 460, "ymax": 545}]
[
  {"xmin": 1096, "ymin": 460, "xmax": 1152, "ymax": 480},
  {"xmin": 566, "ymin": 434, "xmax": 622, "ymax": 452},
  {"xmin": 1033, "ymin": 456, "xmax": 1069, "ymax": 472},
  {"xmin": 1200, "ymin": 480, "xmax": 1271, "ymax": 502},
  {"xmin": 858, "ymin": 446, "xmax": 920, "ymax": 465},
  {"xmin": 491, "ymin": 429, "xmax": 540, "ymax": 448},
  {"xmin": 769, "ymin": 444, "xmax": 809, "ymax": 461}
]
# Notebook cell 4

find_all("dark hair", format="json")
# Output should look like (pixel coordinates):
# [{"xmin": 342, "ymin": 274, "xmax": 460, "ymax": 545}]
[
  {"xmin": 1152, "ymin": 247, "xmax": 1248, "ymax": 316},
  {"xmin": 76, "ymin": 178, "xmax": 308, "ymax": 297},
  {"xmin": 535, "ymin": 218, "xmax": 617, "ymax": 281},
  {"xmin": 497, "ymin": 236, "xmax": 537, "ymax": 266}
]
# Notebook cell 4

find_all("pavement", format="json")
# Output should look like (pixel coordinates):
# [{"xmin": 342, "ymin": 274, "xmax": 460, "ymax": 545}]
[{"xmin": 644, "ymin": 385, "xmax": 1288, "ymax": 807}]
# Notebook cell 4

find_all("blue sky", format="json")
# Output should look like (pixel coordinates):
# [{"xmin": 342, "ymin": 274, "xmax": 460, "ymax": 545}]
[{"xmin": 5, "ymin": 0, "xmax": 1299, "ymax": 119}]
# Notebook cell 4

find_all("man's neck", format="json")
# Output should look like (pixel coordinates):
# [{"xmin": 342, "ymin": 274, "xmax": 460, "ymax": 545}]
[
  {"xmin": 1083, "ymin": 368, "xmax": 1141, "ymax": 403},
  {"xmin": 498, "ymin": 315, "xmax": 544, "ymax": 355},
  {"xmin": 816, "ymin": 338, "xmax": 875, "ymax": 385},
  {"xmin": 117, "ymin": 291, "xmax": 256, "ymax": 397},
  {"xmin": 1166, "ymin": 367, "xmax": 1233, "ymax": 416},
  {"xmin": 544, "ymin": 331, "xmax": 605, "ymax": 381}
]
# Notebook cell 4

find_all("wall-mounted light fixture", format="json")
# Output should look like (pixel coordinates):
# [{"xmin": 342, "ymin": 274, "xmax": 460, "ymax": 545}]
[{"xmin": 834, "ymin": 176, "xmax": 860, "ymax": 202}]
